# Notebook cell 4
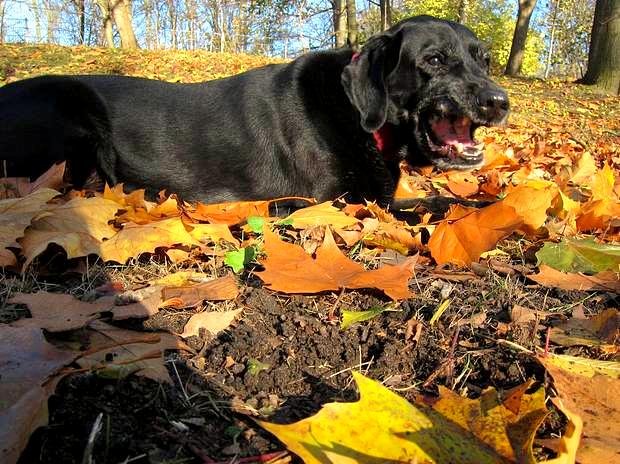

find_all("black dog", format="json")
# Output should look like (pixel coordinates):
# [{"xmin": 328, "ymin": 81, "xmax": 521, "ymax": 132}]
[{"xmin": 0, "ymin": 15, "xmax": 508, "ymax": 207}]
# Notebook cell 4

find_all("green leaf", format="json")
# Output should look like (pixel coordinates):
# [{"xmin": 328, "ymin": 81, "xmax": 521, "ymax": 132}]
[
  {"xmin": 224, "ymin": 247, "xmax": 256, "ymax": 273},
  {"xmin": 246, "ymin": 358, "xmax": 270, "ymax": 375},
  {"xmin": 536, "ymin": 237, "xmax": 620, "ymax": 274},
  {"xmin": 341, "ymin": 306, "xmax": 388, "ymax": 329},
  {"xmin": 246, "ymin": 216, "xmax": 265, "ymax": 234}
]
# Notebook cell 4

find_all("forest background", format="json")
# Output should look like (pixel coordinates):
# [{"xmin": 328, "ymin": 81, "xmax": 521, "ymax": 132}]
[{"xmin": 0, "ymin": 0, "xmax": 616, "ymax": 92}]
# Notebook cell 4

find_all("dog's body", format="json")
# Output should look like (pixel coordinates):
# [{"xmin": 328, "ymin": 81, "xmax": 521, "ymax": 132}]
[{"xmin": 0, "ymin": 16, "xmax": 508, "ymax": 206}]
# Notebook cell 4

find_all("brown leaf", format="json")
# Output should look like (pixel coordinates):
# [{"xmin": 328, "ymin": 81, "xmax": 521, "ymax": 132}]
[
  {"xmin": 549, "ymin": 308, "xmax": 618, "ymax": 351},
  {"xmin": 9, "ymin": 292, "xmax": 114, "ymax": 332},
  {"xmin": 529, "ymin": 265, "xmax": 620, "ymax": 292},
  {"xmin": 428, "ymin": 202, "xmax": 523, "ymax": 267},
  {"xmin": 0, "ymin": 189, "xmax": 60, "ymax": 267},
  {"xmin": 180, "ymin": 308, "xmax": 243, "ymax": 338},
  {"xmin": 78, "ymin": 320, "xmax": 192, "ymax": 383},
  {"xmin": 0, "ymin": 325, "xmax": 78, "ymax": 464},
  {"xmin": 0, "ymin": 162, "xmax": 65, "ymax": 199},
  {"xmin": 537, "ymin": 354, "xmax": 620, "ymax": 463},
  {"xmin": 161, "ymin": 275, "xmax": 239, "ymax": 307},
  {"xmin": 257, "ymin": 227, "xmax": 415, "ymax": 300}
]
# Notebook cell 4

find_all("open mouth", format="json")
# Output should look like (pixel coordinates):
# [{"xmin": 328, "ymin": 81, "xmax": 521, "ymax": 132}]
[{"xmin": 422, "ymin": 114, "xmax": 484, "ymax": 168}]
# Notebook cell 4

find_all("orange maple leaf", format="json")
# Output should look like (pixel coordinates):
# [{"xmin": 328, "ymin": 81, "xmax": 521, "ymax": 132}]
[
  {"xmin": 428, "ymin": 202, "xmax": 523, "ymax": 267},
  {"xmin": 257, "ymin": 227, "xmax": 416, "ymax": 300},
  {"xmin": 187, "ymin": 197, "xmax": 314, "ymax": 225}
]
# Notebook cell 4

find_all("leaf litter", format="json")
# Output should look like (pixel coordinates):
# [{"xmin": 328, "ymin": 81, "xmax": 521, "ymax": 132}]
[{"xmin": 0, "ymin": 46, "xmax": 619, "ymax": 463}]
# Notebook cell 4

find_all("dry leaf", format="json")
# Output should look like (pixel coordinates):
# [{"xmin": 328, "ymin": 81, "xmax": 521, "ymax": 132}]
[
  {"xmin": 549, "ymin": 308, "xmax": 618, "ymax": 352},
  {"xmin": 0, "ymin": 162, "xmax": 65, "ymax": 199},
  {"xmin": 180, "ymin": 308, "xmax": 242, "ymax": 338},
  {"xmin": 161, "ymin": 275, "xmax": 239, "ymax": 307},
  {"xmin": 259, "ymin": 372, "xmax": 545, "ymax": 463},
  {"xmin": 537, "ymin": 353, "xmax": 620, "ymax": 463},
  {"xmin": 282, "ymin": 201, "xmax": 359, "ymax": 229},
  {"xmin": 19, "ymin": 196, "xmax": 120, "ymax": 267},
  {"xmin": 9, "ymin": 292, "xmax": 114, "ymax": 332},
  {"xmin": 78, "ymin": 320, "xmax": 192, "ymax": 383},
  {"xmin": 529, "ymin": 265, "xmax": 620, "ymax": 292},
  {"xmin": 99, "ymin": 217, "xmax": 199, "ymax": 263},
  {"xmin": 428, "ymin": 202, "xmax": 523, "ymax": 267},
  {"xmin": 257, "ymin": 227, "xmax": 415, "ymax": 300},
  {"xmin": 0, "ymin": 325, "xmax": 77, "ymax": 464}
]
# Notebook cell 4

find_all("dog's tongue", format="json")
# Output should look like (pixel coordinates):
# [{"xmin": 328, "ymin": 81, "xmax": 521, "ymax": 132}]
[{"xmin": 431, "ymin": 117, "xmax": 474, "ymax": 146}]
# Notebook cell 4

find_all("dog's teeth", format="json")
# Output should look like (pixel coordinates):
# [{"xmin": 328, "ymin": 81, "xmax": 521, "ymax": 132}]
[{"xmin": 455, "ymin": 143, "xmax": 464, "ymax": 154}]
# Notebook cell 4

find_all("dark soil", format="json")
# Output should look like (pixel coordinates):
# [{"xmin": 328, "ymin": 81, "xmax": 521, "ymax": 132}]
[{"xmin": 14, "ymin": 266, "xmax": 617, "ymax": 464}]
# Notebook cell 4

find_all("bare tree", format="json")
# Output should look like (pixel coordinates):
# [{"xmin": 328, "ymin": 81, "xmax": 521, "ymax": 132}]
[
  {"xmin": 457, "ymin": 0, "xmax": 469, "ymax": 24},
  {"xmin": 333, "ymin": 0, "xmax": 346, "ymax": 47},
  {"xmin": 346, "ymin": 0, "xmax": 357, "ymax": 49},
  {"xmin": 579, "ymin": 0, "xmax": 620, "ymax": 94},
  {"xmin": 505, "ymin": 0, "xmax": 538, "ymax": 76},
  {"xmin": 379, "ymin": 0, "xmax": 392, "ymax": 31}
]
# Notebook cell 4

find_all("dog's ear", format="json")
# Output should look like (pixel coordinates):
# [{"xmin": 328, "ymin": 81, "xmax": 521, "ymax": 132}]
[{"xmin": 342, "ymin": 31, "xmax": 403, "ymax": 133}]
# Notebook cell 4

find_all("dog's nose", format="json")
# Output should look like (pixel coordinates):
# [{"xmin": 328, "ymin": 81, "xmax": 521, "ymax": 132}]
[{"xmin": 476, "ymin": 89, "xmax": 509, "ymax": 121}]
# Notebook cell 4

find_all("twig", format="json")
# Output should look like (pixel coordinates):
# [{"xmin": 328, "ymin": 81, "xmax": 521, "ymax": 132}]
[{"xmin": 81, "ymin": 413, "xmax": 103, "ymax": 464}]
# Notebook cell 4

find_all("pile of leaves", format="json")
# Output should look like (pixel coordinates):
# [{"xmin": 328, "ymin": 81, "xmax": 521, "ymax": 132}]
[{"xmin": 0, "ymin": 43, "xmax": 619, "ymax": 463}]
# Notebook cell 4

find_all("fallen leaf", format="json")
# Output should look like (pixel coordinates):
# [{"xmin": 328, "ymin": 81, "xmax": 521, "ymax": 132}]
[
  {"xmin": 161, "ymin": 275, "xmax": 239, "ymax": 307},
  {"xmin": 282, "ymin": 201, "xmax": 359, "ymax": 229},
  {"xmin": 536, "ymin": 237, "xmax": 620, "ymax": 274},
  {"xmin": 446, "ymin": 171, "xmax": 479, "ymax": 197},
  {"xmin": 537, "ymin": 353, "xmax": 620, "ymax": 463},
  {"xmin": 503, "ymin": 182, "xmax": 557, "ymax": 233},
  {"xmin": 550, "ymin": 308, "xmax": 619, "ymax": 351},
  {"xmin": 529, "ymin": 265, "xmax": 620, "ymax": 292},
  {"xmin": 99, "ymin": 217, "xmax": 199, "ymax": 263},
  {"xmin": 257, "ymin": 227, "xmax": 416, "ymax": 300},
  {"xmin": 0, "ymin": 325, "xmax": 77, "ymax": 464},
  {"xmin": 79, "ymin": 320, "xmax": 192, "ymax": 383},
  {"xmin": 428, "ymin": 202, "xmax": 523, "ymax": 267},
  {"xmin": 180, "ymin": 308, "xmax": 243, "ymax": 338},
  {"xmin": 0, "ymin": 162, "xmax": 65, "ymax": 199},
  {"xmin": 0, "ymin": 189, "xmax": 59, "ymax": 267},
  {"xmin": 259, "ymin": 371, "xmax": 545, "ymax": 463},
  {"xmin": 19, "ymin": 196, "xmax": 120, "ymax": 267},
  {"xmin": 187, "ymin": 222, "xmax": 238, "ymax": 245},
  {"xmin": 9, "ymin": 292, "xmax": 114, "ymax": 331},
  {"xmin": 340, "ymin": 306, "xmax": 388, "ymax": 329},
  {"xmin": 425, "ymin": 381, "xmax": 548, "ymax": 463}
]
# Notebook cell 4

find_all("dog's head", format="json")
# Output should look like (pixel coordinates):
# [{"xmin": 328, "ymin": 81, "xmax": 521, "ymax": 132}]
[{"xmin": 342, "ymin": 15, "xmax": 509, "ymax": 170}]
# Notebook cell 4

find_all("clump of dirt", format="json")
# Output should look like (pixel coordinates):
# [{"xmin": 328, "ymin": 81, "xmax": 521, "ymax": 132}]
[{"xmin": 16, "ymin": 267, "xmax": 615, "ymax": 463}]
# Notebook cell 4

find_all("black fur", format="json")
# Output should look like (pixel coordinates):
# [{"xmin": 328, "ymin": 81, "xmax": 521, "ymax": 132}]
[{"xmin": 0, "ymin": 15, "xmax": 508, "ymax": 206}]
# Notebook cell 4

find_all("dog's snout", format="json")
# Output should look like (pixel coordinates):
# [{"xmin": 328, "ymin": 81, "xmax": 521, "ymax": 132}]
[{"xmin": 476, "ymin": 89, "xmax": 509, "ymax": 121}]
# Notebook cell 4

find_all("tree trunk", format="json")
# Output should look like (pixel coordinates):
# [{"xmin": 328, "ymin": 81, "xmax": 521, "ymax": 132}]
[
  {"xmin": 111, "ymin": 0, "xmax": 139, "ymax": 49},
  {"xmin": 380, "ymin": 0, "xmax": 392, "ymax": 31},
  {"xmin": 167, "ymin": 0, "xmax": 178, "ymax": 48},
  {"xmin": 96, "ymin": 0, "xmax": 116, "ymax": 47},
  {"xmin": 30, "ymin": 0, "xmax": 41, "ymax": 42},
  {"xmin": 346, "ymin": 0, "xmax": 358, "ymax": 49},
  {"xmin": 457, "ymin": 0, "xmax": 469, "ymax": 24},
  {"xmin": 505, "ymin": 0, "xmax": 538, "ymax": 76},
  {"xmin": 579, "ymin": 0, "xmax": 620, "ymax": 94},
  {"xmin": 0, "ymin": 0, "xmax": 5, "ymax": 43},
  {"xmin": 73, "ymin": 0, "xmax": 85, "ymax": 44},
  {"xmin": 543, "ymin": 0, "xmax": 561, "ymax": 79},
  {"xmin": 333, "ymin": 0, "xmax": 346, "ymax": 47}
]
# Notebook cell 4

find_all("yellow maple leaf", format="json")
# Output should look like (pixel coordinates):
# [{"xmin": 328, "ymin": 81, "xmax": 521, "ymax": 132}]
[
  {"xmin": 258, "ymin": 372, "xmax": 546, "ymax": 464},
  {"xmin": 0, "ymin": 188, "xmax": 59, "ymax": 267},
  {"xmin": 99, "ymin": 217, "xmax": 199, "ymax": 263},
  {"xmin": 19, "ymin": 196, "xmax": 120, "ymax": 267},
  {"xmin": 282, "ymin": 201, "xmax": 360, "ymax": 229}
]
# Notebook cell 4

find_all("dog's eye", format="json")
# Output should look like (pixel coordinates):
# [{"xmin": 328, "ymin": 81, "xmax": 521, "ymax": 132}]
[{"xmin": 427, "ymin": 55, "xmax": 443, "ymax": 67}]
